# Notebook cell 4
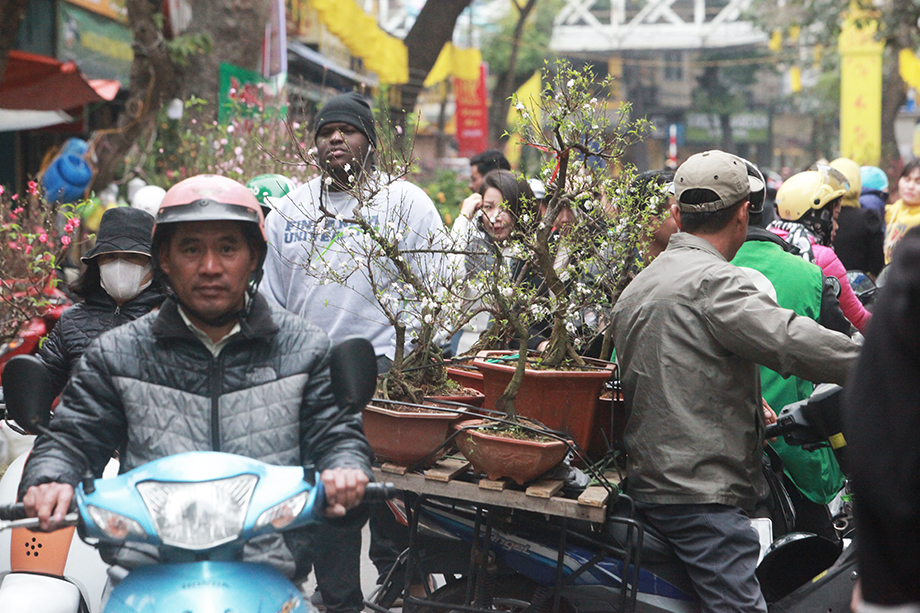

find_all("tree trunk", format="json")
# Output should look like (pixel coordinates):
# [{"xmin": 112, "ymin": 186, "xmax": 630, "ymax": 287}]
[
  {"xmin": 435, "ymin": 81, "xmax": 451, "ymax": 159},
  {"xmin": 0, "ymin": 0, "xmax": 30, "ymax": 80},
  {"xmin": 488, "ymin": 0, "xmax": 538, "ymax": 146},
  {"xmin": 719, "ymin": 113, "xmax": 734, "ymax": 152},
  {"xmin": 390, "ymin": 0, "xmax": 472, "ymax": 131},
  {"xmin": 90, "ymin": 0, "xmax": 181, "ymax": 192},
  {"xmin": 881, "ymin": 48, "xmax": 905, "ymax": 173},
  {"xmin": 176, "ymin": 0, "xmax": 271, "ymax": 118}
]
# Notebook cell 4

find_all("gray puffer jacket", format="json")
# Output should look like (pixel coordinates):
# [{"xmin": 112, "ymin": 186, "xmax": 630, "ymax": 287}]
[{"xmin": 20, "ymin": 294, "xmax": 373, "ymax": 573}]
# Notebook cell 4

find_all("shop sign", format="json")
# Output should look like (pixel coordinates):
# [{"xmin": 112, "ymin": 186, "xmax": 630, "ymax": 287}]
[
  {"xmin": 218, "ymin": 63, "xmax": 288, "ymax": 124},
  {"xmin": 64, "ymin": 0, "xmax": 127, "ymax": 24},
  {"xmin": 58, "ymin": 2, "xmax": 133, "ymax": 85}
]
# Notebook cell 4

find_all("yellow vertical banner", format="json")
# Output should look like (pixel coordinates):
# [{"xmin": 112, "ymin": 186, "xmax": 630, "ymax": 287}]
[
  {"xmin": 839, "ymin": 12, "xmax": 884, "ymax": 166},
  {"xmin": 505, "ymin": 71, "xmax": 542, "ymax": 169}
]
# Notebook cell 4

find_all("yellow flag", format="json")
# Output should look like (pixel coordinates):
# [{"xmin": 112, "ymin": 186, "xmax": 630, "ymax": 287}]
[
  {"xmin": 839, "ymin": 10, "xmax": 883, "ymax": 165},
  {"xmin": 769, "ymin": 30, "xmax": 782, "ymax": 53},
  {"xmin": 507, "ymin": 71, "xmax": 542, "ymax": 126},
  {"xmin": 789, "ymin": 66, "xmax": 802, "ymax": 93},
  {"xmin": 424, "ymin": 44, "xmax": 482, "ymax": 87},
  {"xmin": 899, "ymin": 49, "xmax": 920, "ymax": 91},
  {"xmin": 309, "ymin": 0, "xmax": 408, "ymax": 84}
]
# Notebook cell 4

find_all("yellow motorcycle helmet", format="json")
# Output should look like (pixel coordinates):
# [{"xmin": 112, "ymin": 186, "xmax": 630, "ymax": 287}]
[{"xmin": 775, "ymin": 165, "xmax": 849, "ymax": 222}]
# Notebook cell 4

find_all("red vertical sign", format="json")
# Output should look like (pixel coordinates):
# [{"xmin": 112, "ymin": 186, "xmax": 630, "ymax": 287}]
[{"xmin": 454, "ymin": 63, "xmax": 489, "ymax": 158}]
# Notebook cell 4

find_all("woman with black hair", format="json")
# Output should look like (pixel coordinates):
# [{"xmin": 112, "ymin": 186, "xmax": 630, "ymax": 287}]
[{"xmin": 39, "ymin": 206, "xmax": 165, "ymax": 398}]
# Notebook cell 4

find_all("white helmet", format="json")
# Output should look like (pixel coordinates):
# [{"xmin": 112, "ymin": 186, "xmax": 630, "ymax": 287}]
[{"xmin": 130, "ymin": 185, "xmax": 167, "ymax": 217}]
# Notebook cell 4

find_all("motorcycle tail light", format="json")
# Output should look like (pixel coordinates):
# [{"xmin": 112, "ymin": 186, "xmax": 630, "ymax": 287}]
[
  {"xmin": 254, "ymin": 491, "xmax": 309, "ymax": 530},
  {"xmin": 137, "ymin": 475, "xmax": 257, "ymax": 550},
  {"xmin": 87, "ymin": 505, "xmax": 145, "ymax": 540}
]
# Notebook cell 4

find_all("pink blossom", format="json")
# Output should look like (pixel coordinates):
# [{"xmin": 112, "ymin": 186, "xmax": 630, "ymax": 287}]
[
  {"xmin": 24, "ymin": 244, "xmax": 32, "ymax": 255},
  {"xmin": 71, "ymin": 218, "xmax": 80, "ymax": 228},
  {"xmin": 0, "ymin": 185, "xmax": 4, "ymax": 195},
  {"xmin": 27, "ymin": 180, "xmax": 38, "ymax": 195},
  {"xmin": 38, "ymin": 233, "xmax": 48, "ymax": 243},
  {"xmin": 396, "ymin": 125, "xmax": 403, "ymax": 134},
  {"xmin": 191, "ymin": 119, "xmax": 197, "ymax": 124},
  {"xmin": 11, "ymin": 194, "xmax": 17, "ymax": 201},
  {"xmin": 61, "ymin": 235, "xmax": 71, "ymax": 246},
  {"xmin": 43, "ymin": 253, "xmax": 52, "ymax": 261},
  {"xmin": 13, "ymin": 207, "xmax": 23, "ymax": 214},
  {"xmin": 64, "ymin": 222, "xmax": 74, "ymax": 233},
  {"xmin": 234, "ymin": 146, "xmax": 243, "ymax": 156}
]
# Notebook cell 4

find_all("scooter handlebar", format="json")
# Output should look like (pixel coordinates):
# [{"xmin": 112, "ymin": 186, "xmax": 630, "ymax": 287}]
[
  {"xmin": 363, "ymin": 483, "xmax": 397, "ymax": 502},
  {"xmin": 0, "ymin": 503, "xmax": 27, "ymax": 521}
]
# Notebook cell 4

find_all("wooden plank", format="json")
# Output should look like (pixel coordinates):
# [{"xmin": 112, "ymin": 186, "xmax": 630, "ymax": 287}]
[
  {"xmin": 602, "ymin": 470, "xmax": 622, "ymax": 486},
  {"xmin": 424, "ymin": 457, "xmax": 469, "ymax": 482},
  {"xmin": 381, "ymin": 463, "xmax": 408, "ymax": 475},
  {"xmin": 372, "ymin": 467, "xmax": 606, "ymax": 523},
  {"xmin": 577, "ymin": 486, "xmax": 610, "ymax": 508},
  {"xmin": 526, "ymin": 480, "xmax": 564, "ymax": 499},
  {"xmin": 478, "ymin": 478, "xmax": 509, "ymax": 491}
]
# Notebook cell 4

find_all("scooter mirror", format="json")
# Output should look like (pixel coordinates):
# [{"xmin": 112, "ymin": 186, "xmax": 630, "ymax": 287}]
[
  {"xmin": 3, "ymin": 354, "xmax": 54, "ymax": 435},
  {"xmin": 329, "ymin": 337, "xmax": 377, "ymax": 414}
]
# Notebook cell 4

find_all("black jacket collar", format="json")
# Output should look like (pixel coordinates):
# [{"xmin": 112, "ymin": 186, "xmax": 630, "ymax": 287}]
[
  {"xmin": 745, "ymin": 226, "xmax": 800, "ymax": 255},
  {"xmin": 152, "ymin": 293, "xmax": 279, "ymax": 343},
  {"xmin": 84, "ymin": 285, "xmax": 166, "ymax": 313}
]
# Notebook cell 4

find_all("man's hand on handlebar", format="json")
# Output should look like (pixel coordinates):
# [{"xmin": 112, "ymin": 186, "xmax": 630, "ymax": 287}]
[
  {"xmin": 22, "ymin": 482, "xmax": 75, "ymax": 531},
  {"xmin": 321, "ymin": 468, "xmax": 369, "ymax": 518},
  {"xmin": 762, "ymin": 398, "xmax": 778, "ymax": 443}
]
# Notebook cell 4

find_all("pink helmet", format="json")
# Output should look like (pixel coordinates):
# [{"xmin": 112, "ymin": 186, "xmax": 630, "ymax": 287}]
[{"xmin": 154, "ymin": 174, "xmax": 266, "ymax": 245}]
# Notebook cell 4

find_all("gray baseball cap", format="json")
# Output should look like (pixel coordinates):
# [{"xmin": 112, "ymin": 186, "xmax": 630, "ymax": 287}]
[{"xmin": 674, "ymin": 150, "xmax": 765, "ymax": 213}]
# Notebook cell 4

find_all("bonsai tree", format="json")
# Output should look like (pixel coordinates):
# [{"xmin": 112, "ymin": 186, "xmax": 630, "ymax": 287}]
[{"xmin": 466, "ymin": 61, "xmax": 657, "ymax": 420}]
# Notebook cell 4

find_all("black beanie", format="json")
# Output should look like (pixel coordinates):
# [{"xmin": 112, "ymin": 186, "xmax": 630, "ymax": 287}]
[{"xmin": 314, "ymin": 92, "xmax": 377, "ymax": 148}]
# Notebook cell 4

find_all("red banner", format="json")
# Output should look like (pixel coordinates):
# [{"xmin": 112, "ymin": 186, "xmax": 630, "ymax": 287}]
[{"xmin": 454, "ymin": 64, "xmax": 489, "ymax": 159}]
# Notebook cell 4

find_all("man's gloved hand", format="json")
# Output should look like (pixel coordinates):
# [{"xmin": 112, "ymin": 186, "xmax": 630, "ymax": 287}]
[{"xmin": 320, "ymin": 468, "xmax": 369, "ymax": 517}]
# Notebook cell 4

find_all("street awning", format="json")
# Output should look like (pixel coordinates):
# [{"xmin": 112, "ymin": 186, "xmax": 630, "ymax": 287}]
[
  {"xmin": 0, "ymin": 50, "xmax": 120, "ymax": 130},
  {"xmin": 287, "ymin": 41, "xmax": 377, "ymax": 92}
]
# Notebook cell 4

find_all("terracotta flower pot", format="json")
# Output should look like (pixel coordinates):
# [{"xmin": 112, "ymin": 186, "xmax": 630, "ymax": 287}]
[
  {"xmin": 446, "ymin": 366, "xmax": 484, "ymax": 393},
  {"xmin": 454, "ymin": 419, "xmax": 568, "ymax": 485},
  {"xmin": 473, "ymin": 351, "xmax": 615, "ymax": 451},
  {"xmin": 588, "ymin": 391, "xmax": 627, "ymax": 460},
  {"xmin": 362, "ymin": 403, "xmax": 458, "ymax": 467}
]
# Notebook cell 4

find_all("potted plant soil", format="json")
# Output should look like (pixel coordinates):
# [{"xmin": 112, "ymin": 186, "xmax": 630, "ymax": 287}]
[{"xmin": 453, "ymin": 61, "xmax": 656, "ymax": 482}]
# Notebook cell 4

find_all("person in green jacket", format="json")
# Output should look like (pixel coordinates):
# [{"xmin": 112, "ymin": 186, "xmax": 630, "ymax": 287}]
[{"xmin": 732, "ymin": 159, "xmax": 852, "ymax": 535}]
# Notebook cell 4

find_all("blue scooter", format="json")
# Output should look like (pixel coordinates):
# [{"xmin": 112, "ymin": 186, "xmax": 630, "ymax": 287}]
[{"xmin": 0, "ymin": 338, "xmax": 389, "ymax": 613}]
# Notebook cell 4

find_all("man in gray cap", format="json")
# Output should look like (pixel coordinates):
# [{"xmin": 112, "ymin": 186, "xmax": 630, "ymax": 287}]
[{"xmin": 611, "ymin": 150, "xmax": 861, "ymax": 612}]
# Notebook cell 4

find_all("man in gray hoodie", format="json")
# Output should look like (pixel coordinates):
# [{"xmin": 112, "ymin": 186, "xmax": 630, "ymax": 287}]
[{"xmin": 261, "ymin": 92, "xmax": 445, "ymax": 613}]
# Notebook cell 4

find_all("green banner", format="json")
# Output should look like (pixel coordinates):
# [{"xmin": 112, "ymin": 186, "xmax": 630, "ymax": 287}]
[
  {"xmin": 218, "ymin": 63, "xmax": 288, "ymax": 124},
  {"xmin": 57, "ymin": 2, "xmax": 133, "ymax": 85}
]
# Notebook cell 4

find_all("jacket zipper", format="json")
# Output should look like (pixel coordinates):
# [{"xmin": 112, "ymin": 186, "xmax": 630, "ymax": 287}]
[{"xmin": 210, "ymin": 355, "xmax": 221, "ymax": 451}]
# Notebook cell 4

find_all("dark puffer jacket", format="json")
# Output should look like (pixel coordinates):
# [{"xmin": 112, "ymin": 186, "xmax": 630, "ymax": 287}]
[
  {"xmin": 39, "ymin": 286, "xmax": 165, "ymax": 398},
  {"xmin": 21, "ymin": 294, "xmax": 373, "ymax": 573}
]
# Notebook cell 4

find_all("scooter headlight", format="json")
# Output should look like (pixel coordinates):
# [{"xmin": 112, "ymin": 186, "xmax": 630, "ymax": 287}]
[
  {"xmin": 136, "ymin": 475, "xmax": 258, "ymax": 550},
  {"xmin": 87, "ymin": 505, "xmax": 146, "ymax": 540},
  {"xmin": 254, "ymin": 491, "xmax": 309, "ymax": 530}
]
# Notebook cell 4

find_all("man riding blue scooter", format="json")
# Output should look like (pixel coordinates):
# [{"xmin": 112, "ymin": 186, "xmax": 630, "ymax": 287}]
[{"xmin": 17, "ymin": 174, "xmax": 373, "ymax": 578}]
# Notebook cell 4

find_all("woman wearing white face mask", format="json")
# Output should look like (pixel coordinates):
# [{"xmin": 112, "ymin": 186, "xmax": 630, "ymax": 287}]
[{"xmin": 39, "ymin": 206, "xmax": 165, "ymax": 398}]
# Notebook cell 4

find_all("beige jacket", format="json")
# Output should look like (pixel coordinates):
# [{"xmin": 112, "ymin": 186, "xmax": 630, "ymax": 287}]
[{"xmin": 612, "ymin": 232, "xmax": 860, "ymax": 511}]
